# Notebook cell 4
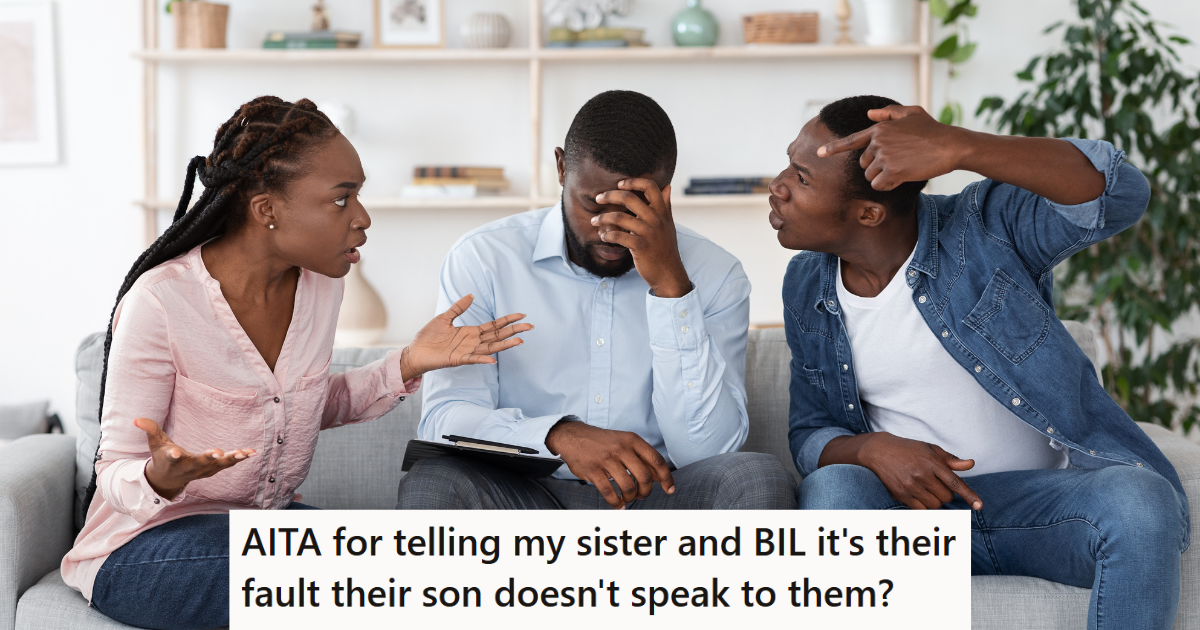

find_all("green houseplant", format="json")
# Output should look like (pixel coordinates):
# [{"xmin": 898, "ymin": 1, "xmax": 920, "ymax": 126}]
[
  {"xmin": 924, "ymin": 0, "xmax": 980, "ymax": 125},
  {"xmin": 978, "ymin": 0, "xmax": 1200, "ymax": 434}
]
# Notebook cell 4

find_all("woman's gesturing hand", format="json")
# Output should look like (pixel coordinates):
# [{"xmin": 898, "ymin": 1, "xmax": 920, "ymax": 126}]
[
  {"xmin": 399, "ymin": 294, "xmax": 533, "ymax": 381},
  {"xmin": 135, "ymin": 417, "xmax": 257, "ymax": 501}
]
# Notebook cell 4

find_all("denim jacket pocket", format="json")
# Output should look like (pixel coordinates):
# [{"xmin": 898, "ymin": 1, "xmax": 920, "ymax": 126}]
[
  {"xmin": 963, "ymin": 269, "xmax": 1051, "ymax": 364},
  {"xmin": 802, "ymin": 365, "xmax": 827, "ymax": 393}
]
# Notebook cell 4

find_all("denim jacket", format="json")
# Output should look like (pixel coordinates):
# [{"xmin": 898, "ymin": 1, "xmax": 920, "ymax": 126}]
[{"xmin": 783, "ymin": 139, "xmax": 1189, "ymax": 548}]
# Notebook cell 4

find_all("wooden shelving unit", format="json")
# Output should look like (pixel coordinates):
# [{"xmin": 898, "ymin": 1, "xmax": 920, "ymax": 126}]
[{"xmin": 136, "ymin": 1, "xmax": 932, "ymax": 246}]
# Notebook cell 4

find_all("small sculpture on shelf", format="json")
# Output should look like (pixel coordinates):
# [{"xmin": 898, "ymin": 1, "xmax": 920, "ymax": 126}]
[
  {"xmin": 836, "ymin": 0, "xmax": 853, "ymax": 44},
  {"xmin": 312, "ymin": 0, "xmax": 330, "ymax": 31},
  {"xmin": 544, "ymin": 0, "xmax": 634, "ymax": 33}
]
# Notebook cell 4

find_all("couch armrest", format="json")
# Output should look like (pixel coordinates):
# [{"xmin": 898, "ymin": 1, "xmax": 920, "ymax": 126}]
[{"xmin": 0, "ymin": 434, "xmax": 76, "ymax": 630}]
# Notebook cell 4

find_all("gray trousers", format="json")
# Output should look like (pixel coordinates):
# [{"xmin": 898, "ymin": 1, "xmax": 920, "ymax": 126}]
[{"xmin": 395, "ymin": 451, "xmax": 798, "ymax": 510}]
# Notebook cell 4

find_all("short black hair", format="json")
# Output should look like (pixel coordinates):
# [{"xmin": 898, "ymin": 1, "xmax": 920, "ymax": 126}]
[
  {"xmin": 564, "ymin": 90, "xmax": 677, "ymax": 178},
  {"xmin": 819, "ymin": 95, "xmax": 926, "ymax": 215}
]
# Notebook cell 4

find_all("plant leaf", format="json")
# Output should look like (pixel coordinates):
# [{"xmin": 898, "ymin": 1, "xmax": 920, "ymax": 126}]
[
  {"xmin": 933, "ymin": 34, "xmax": 959, "ymax": 59},
  {"xmin": 929, "ymin": 0, "xmax": 950, "ymax": 20},
  {"xmin": 950, "ymin": 41, "xmax": 977, "ymax": 64}
]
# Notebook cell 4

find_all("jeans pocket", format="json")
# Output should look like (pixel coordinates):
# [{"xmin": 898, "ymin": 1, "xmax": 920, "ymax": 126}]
[{"xmin": 963, "ymin": 270, "xmax": 1051, "ymax": 364}]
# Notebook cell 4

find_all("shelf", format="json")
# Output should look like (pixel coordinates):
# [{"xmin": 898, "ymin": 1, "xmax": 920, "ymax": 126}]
[
  {"xmin": 133, "ymin": 44, "xmax": 929, "ymax": 64},
  {"xmin": 135, "ymin": 194, "xmax": 770, "ymax": 212}
]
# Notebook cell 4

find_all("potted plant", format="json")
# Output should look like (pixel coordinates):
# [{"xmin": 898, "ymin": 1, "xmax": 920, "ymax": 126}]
[{"xmin": 979, "ymin": 0, "xmax": 1200, "ymax": 435}]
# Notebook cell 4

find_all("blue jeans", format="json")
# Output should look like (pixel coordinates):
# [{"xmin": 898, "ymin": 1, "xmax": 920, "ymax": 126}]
[
  {"xmin": 90, "ymin": 502, "xmax": 318, "ymax": 630},
  {"xmin": 798, "ymin": 465, "xmax": 1187, "ymax": 630}
]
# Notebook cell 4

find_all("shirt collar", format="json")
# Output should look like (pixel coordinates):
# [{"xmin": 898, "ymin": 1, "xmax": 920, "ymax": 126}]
[
  {"xmin": 815, "ymin": 193, "xmax": 940, "ymax": 314},
  {"xmin": 532, "ymin": 201, "xmax": 568, "ymax": 264}
]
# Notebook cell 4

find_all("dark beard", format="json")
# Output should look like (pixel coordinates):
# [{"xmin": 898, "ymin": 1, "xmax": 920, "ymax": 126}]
[{"xmin": 561, "ymin": 196, "xmax": 635, "ymax": 278}]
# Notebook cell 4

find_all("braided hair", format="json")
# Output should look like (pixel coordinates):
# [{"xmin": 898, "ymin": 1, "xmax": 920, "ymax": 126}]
[{"xmin": 82, "ymin": 96, "xmax": 338, "ymax": 515}]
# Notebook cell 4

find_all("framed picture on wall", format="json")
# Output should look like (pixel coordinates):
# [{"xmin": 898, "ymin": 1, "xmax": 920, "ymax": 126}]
[
  {"xmin": 374, "ymin": 0, "xmax": 444, "ymax": 48},
  {"xmin": 0, "ymin": 1, "xmax": 59, "ymax": 165}
]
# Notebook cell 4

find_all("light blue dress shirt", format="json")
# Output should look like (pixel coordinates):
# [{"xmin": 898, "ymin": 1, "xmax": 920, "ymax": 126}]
[{"xmin": 419, "ymin": 204, "xmax": 752, "ymax": 479}]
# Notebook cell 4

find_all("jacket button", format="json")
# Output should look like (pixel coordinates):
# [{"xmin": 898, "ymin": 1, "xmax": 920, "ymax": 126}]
[
  {"xmin": 941, "ymin": 330, "xmax": 949, "ymax": 338},
  {"xmin": 848, "ymin": 404, "xmax": 855, "ymax": 410},
  {"xmin": 273, "ymin": 397, "xmax": 280, "ymax": 403},
  {"xmin": 1047, "ymin": 427, "xmax": 1055, "ymax": 434},
  {"xmin": 269, "ymin": 476, "xmax": 276, "ymax": 483},
  {"xmin": 974, "ymin": 365, "xmax": 982, "ymax": 373},
  {"xmin": 842, "ymin": 364, "xmax": 848, "ymax": 371},
  {"xmin": 828, "ymin": 300, "xmax": 836, "ymax": 308},
  {"xmin": 908, "ymin": 270, "xmax": 917, "ymax": 277},
  {"xmin": 277, "ymin": 436, "xmax": 283, "ymax": 444},
  {"xmin": 1011, "ymin": 398, "xmax": 1021, "ymax": 406},
  {"xmin": 918, "ymin": 296, "xmax": 927, "ymax": 304},
  {"xmin": 1136, "ymin": 462, "xmax": 1143, "ymax": 467}
]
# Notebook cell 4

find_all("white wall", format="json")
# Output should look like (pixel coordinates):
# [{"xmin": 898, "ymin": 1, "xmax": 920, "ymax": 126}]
[{"xmin": 2, "ymin": 0, "xmax": 1197, "ymax": 433}]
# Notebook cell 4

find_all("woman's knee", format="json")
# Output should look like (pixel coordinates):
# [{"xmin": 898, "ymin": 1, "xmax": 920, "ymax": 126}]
[{"xmin": 798, "ymin": 464, "xmax": 894, "ymax": 510}]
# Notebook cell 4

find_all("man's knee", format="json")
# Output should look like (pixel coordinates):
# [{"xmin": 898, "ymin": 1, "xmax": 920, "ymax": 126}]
[
  {"xmin": 396, "ymin": 457, "xmax": 477, "ymax": 509},
  {"xmin": 798, "ymin": 464, "xmax": 894, "ymax": 510},
  {"xmin": 699, "ymin": 452, "xmax": 799, "ymax": 509},
  {"xmin": 1090, "ymin": 466, "xmax": 1185, "ymax": 548}
]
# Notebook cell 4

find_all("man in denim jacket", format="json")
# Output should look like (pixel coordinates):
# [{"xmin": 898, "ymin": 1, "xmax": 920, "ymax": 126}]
[{"xmin": 772, "ymin": 95, "xmax": 1188, "ymax": 630}]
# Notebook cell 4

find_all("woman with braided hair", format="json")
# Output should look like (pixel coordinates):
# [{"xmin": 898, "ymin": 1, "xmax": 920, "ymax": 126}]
[{"xmin": 61, "ymin": 96, "xmax": 532, "ymax": 630}]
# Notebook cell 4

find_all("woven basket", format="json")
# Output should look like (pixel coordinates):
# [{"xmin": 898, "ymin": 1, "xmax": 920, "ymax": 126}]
[
  {"xmin": 743, "ymin": 12, "xmax": 819, "ymax": 44},
  {"xmin": 174, "ymin": 1, "xmax": 229, "ymax": 49}
]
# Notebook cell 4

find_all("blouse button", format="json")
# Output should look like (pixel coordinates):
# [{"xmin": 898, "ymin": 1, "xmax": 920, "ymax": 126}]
[
  {"xmin": 153, "ymin": 498, "xmax": 160, "ymax": 504},
  {"xmin": 399, "ymin": 397, "xmax": 405, "ymax": 402},
  {"xmin": 277, "ymin": 436, "xmax": 283, "ymax": 444},
  {"xmin": 268, "ymin": 476, "xmax": 276, "ymax": 483},
  {"xmin": 273, "ymin": 397, "xmax": 281, "ymax": 403}
]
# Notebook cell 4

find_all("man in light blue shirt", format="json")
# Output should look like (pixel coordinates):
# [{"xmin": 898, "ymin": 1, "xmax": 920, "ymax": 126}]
[{"xmin": 396, "ymin": 91, "xmax": 796, "ymax": 510}]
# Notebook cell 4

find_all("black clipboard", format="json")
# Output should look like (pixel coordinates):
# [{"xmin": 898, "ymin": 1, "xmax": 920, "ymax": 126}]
[{"xmin": 401, "ymin": 438, "xmax": 564, "ymax": 478}]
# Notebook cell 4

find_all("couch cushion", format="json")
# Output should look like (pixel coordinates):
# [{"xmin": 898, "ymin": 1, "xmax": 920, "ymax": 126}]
[
  {"xmin": 15, "ymin": 569, "xmax": 231, "ymax": 630},
  {"xmin": 73, "ymin": 333, "xmax": 106, "ymax": 532},
  {"xmin": 0, "ymin": 401, "xmax": 49, "ymax": 443},
  {"xmin": 742, "ymin": 328, "xmax": 801, "ymax": 483},
  {"xmin": 971, "ymin": 576, "xmax": 1088, "ymax": 630},
  {"xmin": 294, "ymin": 347, "xmax": 417, "ymax": 509}
]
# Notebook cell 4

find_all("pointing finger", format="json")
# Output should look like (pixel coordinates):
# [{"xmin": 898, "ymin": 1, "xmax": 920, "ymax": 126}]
[
  {"xmin": 817, "ymin": 128, "xmax": 872, "ymax": 158},
  {"xmin": 866, "ymin": 104, "xmax": 920, "ymax": 122}
]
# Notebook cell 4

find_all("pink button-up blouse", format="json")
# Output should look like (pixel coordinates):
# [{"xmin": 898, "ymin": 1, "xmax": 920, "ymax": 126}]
[{"xmin": 62, "ymin": 245, "xmax": 418, "ymax": 600}]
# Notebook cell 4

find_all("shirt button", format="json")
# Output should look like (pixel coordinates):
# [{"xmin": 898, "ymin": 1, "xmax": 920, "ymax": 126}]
[
  {"xmin": 399, "ymin": 396, "xmax": 405, "ymax": 402},
  {"xmin": 1047, "ymin": 427, "xmax": 1055, "ymax": 434},
  {"xmin": 848, "ymin": 404, "xmax": 855, "ymax": 410},
  {"xmin": 273, "ymin": 397, "xmax": 280, "ymax": 403},
  {"xmin": 1136, "ymin": 462, "xmax": 1144, "ymax": 467},
  {"xmin": 842, "ymin": 364, "xmax": 849, "ymax": 371},
  {"xmin": 1090, "ymin": 450, "xmax": 1096, "ymax": 455},
  {"xmin": 277, "ymin": 436, "xmax": 283, "ymax": 444},
  {"xmin": 595, "ymin": 395, "xmax": 603, "ymax": 403},
  {"xmin": 153, "ymin": 498, "xmax": 160, "ymax": 504},
  {"xmin": 600, "ymin": 281, "xmax": 608, "ymax": 290},
  {"xmin": 268, "ymin": 476, "xmax": 276, "ymax": 483},
  {"xmin": 680, "ymin": 310, "xmax": 688, "ymax": 318},
  {"xmin": 681, "ymin": 325, "xmax": 689, "ymax": 333},
  {"xmin": 596, "ymin": 338, "xmax": 605, "ymax": 346},
  {"xmin": 908, "ymin": 270, "xmax": 917, "ymax": 277},
  {"xmin": 918, "ymin": 296, "xmax": 927, "ymax": 304},
  {"xmin": 974, "ymin": 365, "xmax": 982, "ymax": 373},
  {"xmin": 687, "ymin": 381, "xmax": 695, "ymax": 389},
  {"xmin": 828, "ymin": 300, "xmax": 836, "ymax": 308},
  {"xmin": 1012, "ymin": 398, "xmax": 1021, "ymax": 406},
  {"xmin": 941, "ymin": 330, "xmax": 949, "ymax": 338}
]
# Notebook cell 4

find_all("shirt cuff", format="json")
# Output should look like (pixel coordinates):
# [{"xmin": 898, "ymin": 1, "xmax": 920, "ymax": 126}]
[
  {"xmin": 646, "ymin": 286, "xmax": 705, "ymax": 350},
  {"xmin": 129, "ymin": 458, "xmax": 187, "ymax": 522},
  {"xmin": 799, "ymin": 426, "xmax": 856, "ymax": 478},
  {"xmin": 1052, "ymin": 138, "xmax": 1126, "ymax": 230},
  {"xmin": 386, "ymin": 348, "xmax": 422, "ymax": 397}
]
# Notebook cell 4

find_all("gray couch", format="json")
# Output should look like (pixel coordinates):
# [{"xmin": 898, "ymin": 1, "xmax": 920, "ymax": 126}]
[{"xmin": 1, "ymin": 324, "xmax": 1197, "ymax": 630}]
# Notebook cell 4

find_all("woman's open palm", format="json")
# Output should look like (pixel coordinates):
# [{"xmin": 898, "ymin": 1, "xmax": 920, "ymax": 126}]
[{"xmin": 399, "ymin": 294, "xmax": 533, "ymax": 380}]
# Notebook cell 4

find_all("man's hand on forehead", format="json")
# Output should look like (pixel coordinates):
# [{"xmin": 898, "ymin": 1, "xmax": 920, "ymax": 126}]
[{"xmin": 592, "ymin": 179, "xmax": 691, "ymax": 299}]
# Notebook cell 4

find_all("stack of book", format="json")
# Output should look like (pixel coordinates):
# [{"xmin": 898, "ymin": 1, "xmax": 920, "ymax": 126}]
[
  {"xmin": 402, "ymin": 166, "xmax": 511, "ymax": 199},
  {"xmin": 684, "ymin": 177, "xmax": 773, "ymax": 195},
  {"xmin": 546, "ymin": 27, "xmax": 648, "ymax": 48},
  {"xmin": 263, "ymin": 31, "xmax": 362, "ymax": 49}
]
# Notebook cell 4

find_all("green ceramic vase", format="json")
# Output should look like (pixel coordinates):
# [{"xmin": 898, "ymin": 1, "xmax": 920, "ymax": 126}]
[{"xmin": 672, "ymin": 0, "xmax": 718, "ymax": 47}]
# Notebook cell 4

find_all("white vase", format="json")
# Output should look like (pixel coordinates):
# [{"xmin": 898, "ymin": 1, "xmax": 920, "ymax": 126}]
[
  {"xmin": 863, "ymin": 0, "xmax": 906, "ymax": 46},
  {"xmin": 461, "ymin": 13, "xmax": 512, "ymax": 49},
  {"xmin": 335, "ymin": 260, "xmax": 388, "ymax": 347}
]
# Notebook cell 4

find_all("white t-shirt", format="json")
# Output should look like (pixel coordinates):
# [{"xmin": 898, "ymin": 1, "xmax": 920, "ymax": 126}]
[{"xmin": 836, "ymin": 247, "xmax": 1067, "ymax": 477}]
